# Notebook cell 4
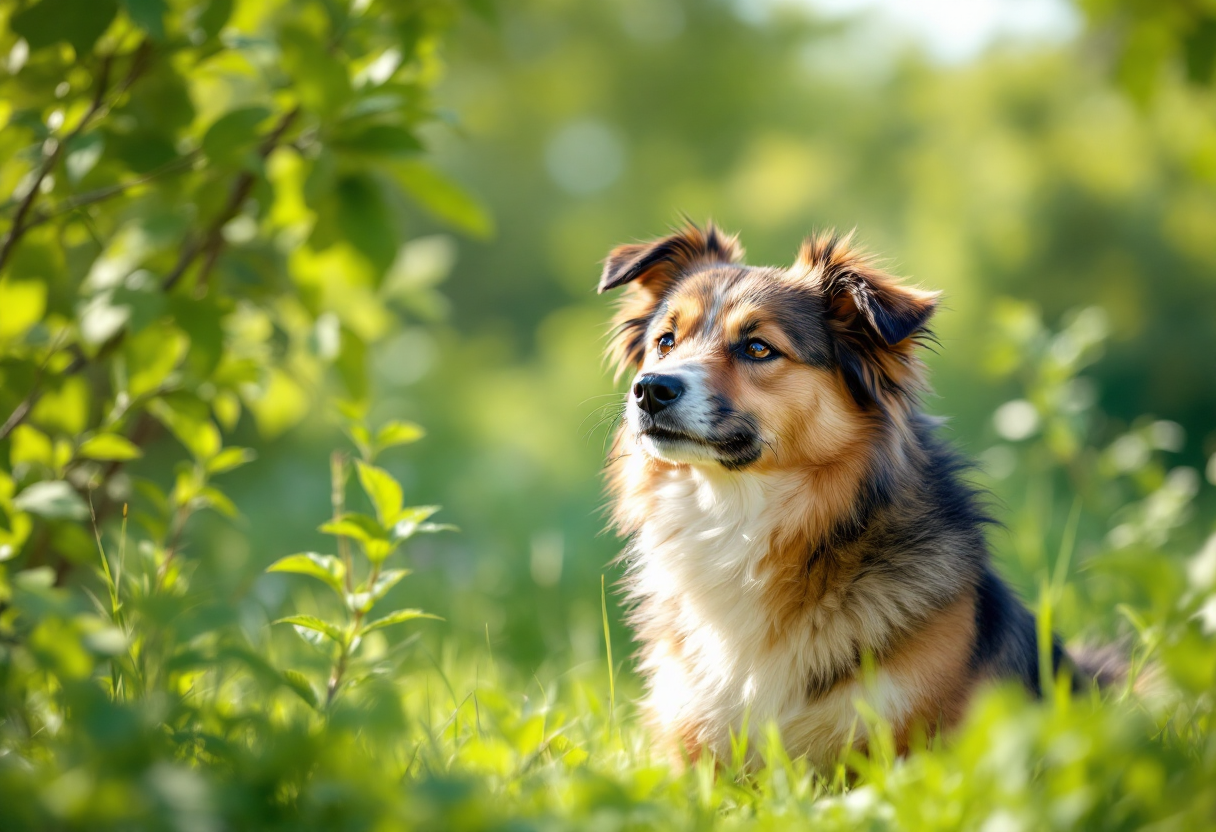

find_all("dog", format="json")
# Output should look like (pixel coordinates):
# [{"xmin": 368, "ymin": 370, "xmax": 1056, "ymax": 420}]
[{"xmin": 598, "ymin": 222, "xmax": 1115, "ymax": 767}]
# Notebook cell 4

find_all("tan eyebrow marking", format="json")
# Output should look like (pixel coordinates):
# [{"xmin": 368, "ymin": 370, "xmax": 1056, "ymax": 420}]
[{"xmin": 668, "ymin": 294, "xmax": 708, "ymax": 338}]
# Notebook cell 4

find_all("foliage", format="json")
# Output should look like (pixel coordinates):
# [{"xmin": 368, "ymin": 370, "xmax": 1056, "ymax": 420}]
[
  {"xmin": 1, "ymin": 0, "xmax": 1215, "ymax": 830},
  {"xmin": 266, "ymin": 412, "xmax": 449, "ymax": 709},
  {"xmin": 2, "ymin": 306, "xmax": 1214, "ymax": 830},
  {"xmin": 0, "ymin": 0, "xmax": 488, "ymax": 629},
  {"xmin": 1077, "ymin": 0, "xmax": 1216, "ymax": 99}
]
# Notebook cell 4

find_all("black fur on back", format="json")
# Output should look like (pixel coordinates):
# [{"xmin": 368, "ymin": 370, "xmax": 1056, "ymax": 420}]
[{"xmin": 864, "ymin": 413, "xmax": 1103, "ymax": 697}]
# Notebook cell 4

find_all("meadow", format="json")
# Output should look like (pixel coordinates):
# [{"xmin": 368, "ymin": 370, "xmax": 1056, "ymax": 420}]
[{"xmin": 1, "ymin": 0, "xmax": 1215, "ymax": 829}]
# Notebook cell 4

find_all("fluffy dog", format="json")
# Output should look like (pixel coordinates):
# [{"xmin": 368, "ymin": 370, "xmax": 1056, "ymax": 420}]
[{"xmin": 599, "ymin": 222, "xmax": 1111, "ymax": 766}]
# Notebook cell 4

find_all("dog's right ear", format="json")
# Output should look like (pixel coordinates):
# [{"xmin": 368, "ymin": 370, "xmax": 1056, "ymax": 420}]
[
  {"xmin": 600, "ymin": 223, "xmax": 743, "ymax": 380},
  {"xmin": 597, "ymin": 222, "xmax": 744, "ymax": 293}
]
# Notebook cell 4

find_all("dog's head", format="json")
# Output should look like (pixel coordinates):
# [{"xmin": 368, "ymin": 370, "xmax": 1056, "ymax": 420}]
[{"xmin": 600, "ymin": 223, "xmax": 938, "ymax": 471}]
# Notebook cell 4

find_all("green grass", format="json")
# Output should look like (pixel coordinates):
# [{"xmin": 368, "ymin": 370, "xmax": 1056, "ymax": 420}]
[{"xmin": 2, "ymin": 558, "xmax": 1212, "ymax": 831}]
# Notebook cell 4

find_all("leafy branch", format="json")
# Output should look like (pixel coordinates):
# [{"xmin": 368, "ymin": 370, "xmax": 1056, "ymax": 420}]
[
  {"xmin": 0, "ymin": 40, "xmax": 151, "ymax": 273},
  {"xmin": 267, "ymin": 415, "xmax": 450, "ymax": 709}
]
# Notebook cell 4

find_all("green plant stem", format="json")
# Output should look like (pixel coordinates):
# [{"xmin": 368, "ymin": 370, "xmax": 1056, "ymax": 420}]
[
  {"xmin": 327, "ymin": 559, "xmax": 380, "ymax": 708},
  {"xmin": 331, "ymin": 451, "xmax": 354, "ymax": 594},
  {"xmin": 325, "ymin": 451, "xmax": 377, "ymax": 709},
  {"xmin": 601, "ymin": 574, "xmax": 615, "ymax": 726},
  {"xmin": 155, "ymin": 504, "xmax": 193, "ymax": 594}
]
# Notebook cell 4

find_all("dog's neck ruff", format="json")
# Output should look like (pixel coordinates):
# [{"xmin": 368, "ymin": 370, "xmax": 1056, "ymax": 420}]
[
  {"xmin": 619, "ymin": 451, "xmax": 872, "ymax": 756},
  {"xmin": 614, "ymin": 422, "xmax": 979, "ymax": 764}
]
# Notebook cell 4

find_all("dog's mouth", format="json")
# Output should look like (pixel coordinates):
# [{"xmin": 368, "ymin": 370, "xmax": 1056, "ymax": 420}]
[
  {"xmin": 639, "ymin": 422, "xmax": 762, "ymax": 469},
  {"xmin": 640, "ymin": 425, "xmax": 704, "ymax": 446}
]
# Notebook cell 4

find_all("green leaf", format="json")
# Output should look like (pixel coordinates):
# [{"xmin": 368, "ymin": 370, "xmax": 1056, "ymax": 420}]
[
  {"xmin": 169, "ymin": 295, "xmax": 225, "ymax": 380},
  {"xmin": 280, "ymin": 669, "xmax": 318, "ymax": 709},
  {"xmin": 171, "ymin": 466, "xmax": 203, "ymax": 508},
  {"xmin": 1185, "ymin": 18, "xmax": 1216, "ymax": 86},
  {"xmin": 349, "ymin": 568, "xmax": 411, "ymax": 613},
  {"xmin": 336, "ymin": 174, "xmax": 397, "ymax": 275},
  {"xmin": 197, "ymin": 486, "xmax": 238, "ymax": 518},
  {"xmin": 10, "ymin": 425, "xmax": 54, "ymax": 468},
  {"xmin": 356, "ymin": 462, "xmax": 402, "ymax": 527},
  {"xmin": 31, "ymin": 377, "xmax": 90, "ymax": 436},
  {"xmin": 319, "ymin": 513, "xmax": 387, "ymax": 543},
  {"xmin": 111, "ymin": 283, "xmax": 167, "ymax": 336},
  {"xmin": 364, "ymin": 540, "xmax": 393, "ymax": 563},
  {"xmin": 248, "ymin": 369, "xmax": 310, "ymax": 440},
  {"xmin": 120, "ymin": 0, "xmax": 166, "ymax": 39},
  {"xmin": 192, "ymin": 0, "xmax": 232, "ymax": 38},
  {"xmin": 359, "ymin": 608, "xmax": 442, "ymax": 635},
  {"xmin": 343, "ymin": 421, "xmax": 373, "ymax": 459},
  {"xmin": 279, "ymin": 24, "xmax": 351, "ymax": 117},
  {"xmin": 273, "ymin": 615, "xmax": 346, "ymax": 646},
  {"xmin": 149, "ymin": 396, "xmax": 222, "ymax": 462},
  {"xmin": 393, "ymin": 505, "xmax": 441, "ymax": 538},
  {"xmin": 375, "ymin": 420, "xmax": 425, "ymax": 452},
  {"xmin": 334, "ymin": 400, "xmax": 368, "ymax": 422},
  {"xmin": 331, "ymin": 124, "xmax": 423, "ymax": 159},
  {"xmin": 266, "ymin": 553, "xmax": 345, "ymax": 595},
  {"xmin": 12, "ymin": 0, "xmax": 118, "ymax": 53},
  {"xmin": 206, "ymin": 447, "xmax": 256, "ymax": 475},
  {"xmin": 394, "ymin": 161, "xmax": 494, "ymax": 239},
  {"xmin": 13, "ymin": 481, "xmax": 88, "ymax": 522},
  {"xmin": 0, "ymin": 280, "xmax": 47, "ymax": 342},
  {"xmin": 335, "ymin": 324, "xmax": 368, "ymax": 403},
  {"xmin": 124, "ymin": 321, "xmax": 186, "ymax": 398},
  {"xmin": 202, "ymin": 106, "xmax": 271, "ymax": 167},
  {"xmin": 77, "ymin": 434, "xmax": 142, "ymax": 462}
]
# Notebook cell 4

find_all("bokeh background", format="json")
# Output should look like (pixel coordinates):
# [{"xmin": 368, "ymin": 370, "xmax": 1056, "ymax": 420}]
[{"xmin": 184, "ymin": 0, "xmax": 1216, "ymax": 671}]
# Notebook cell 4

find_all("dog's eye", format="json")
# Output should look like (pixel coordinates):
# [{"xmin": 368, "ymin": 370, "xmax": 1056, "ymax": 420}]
[
  {"xmin": 657, "ymin": 333, "xmax": 675, "ymax": 356},
  {"xmin": 744, "ymin": 340, "xmax": 773, "ymax": 360}
]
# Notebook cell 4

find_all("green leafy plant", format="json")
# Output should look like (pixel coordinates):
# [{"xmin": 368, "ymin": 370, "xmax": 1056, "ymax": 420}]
[
  {"xmin": 0, "ymin": 0, "xmax": 487, "ymax": 593},
  {"xmin": 266, "ymin": 412, "xmax": 451, "ymax": 707}
]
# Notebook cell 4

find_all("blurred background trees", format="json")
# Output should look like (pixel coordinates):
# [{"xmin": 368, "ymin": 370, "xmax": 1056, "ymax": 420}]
[{"xmin": 304, "ymin": 0, "xmax": 1216, "ymax": 664}]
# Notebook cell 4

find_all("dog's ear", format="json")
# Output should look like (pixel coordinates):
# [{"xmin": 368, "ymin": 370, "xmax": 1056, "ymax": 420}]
[
  {"xmin": 797, "ymin": 232, "xmax": 939, "ymax": 408},
  {"xmin": 598, "ymin": 222, "xmax": 743, "ymax": 293},
  {"xmin": 600, "ymin": 222, "xmax": 743, "ymax": 379}
]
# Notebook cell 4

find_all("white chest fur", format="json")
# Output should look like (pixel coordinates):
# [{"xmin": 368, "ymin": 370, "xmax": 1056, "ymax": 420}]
[{"xmin": 625, "ymin": 464, "xmax": 910, "ymax": 763}]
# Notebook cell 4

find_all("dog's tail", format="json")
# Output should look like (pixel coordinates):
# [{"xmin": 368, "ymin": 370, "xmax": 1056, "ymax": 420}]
[{"xmin": 1068, "ymin": 641, "xmax": 1164, "ymax": 698}]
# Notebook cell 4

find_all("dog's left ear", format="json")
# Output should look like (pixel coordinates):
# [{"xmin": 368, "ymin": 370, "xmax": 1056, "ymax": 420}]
[{"xmin": 797, "ymin": 232, "xmax": 939, "ymax": 407}]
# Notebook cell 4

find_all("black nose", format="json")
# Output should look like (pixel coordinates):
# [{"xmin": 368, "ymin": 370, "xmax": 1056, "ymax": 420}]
[{"xmin": 633, "ymin": 374, "xmax": 684, "ymax": 414}]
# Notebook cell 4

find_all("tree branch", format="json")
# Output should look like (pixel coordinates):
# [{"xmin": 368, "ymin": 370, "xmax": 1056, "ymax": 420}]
[
  {"xmin": 162, "ymin": 107, "xmax": 300, "ymax": 292},
  {"xmin": 0, "ymin": 41, "xmax": 151, "ymax": 274},
  {"xmin": 0, "ymin": 96, "xmax": 295, "ymax": 441},
  {"xmin": 14, "ymin": 153, "xmax": 199, "ymax": 232},
  {"xmin": 0, "ymin": 351, "xmax": 85, "ymax": 442}
]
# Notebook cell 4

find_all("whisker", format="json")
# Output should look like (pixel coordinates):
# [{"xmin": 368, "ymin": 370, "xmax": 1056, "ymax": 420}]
[
  {"xmin": 576, "ymin": 393, "xmax": 628, "ymax": 407},
  {"xmin": 600, "ymin": 413, "xmax": 625, "ymax": 454},
  {"xmin": 603, "ymin": 451, "xmax": 633, "ymax": 468},
  {"xmin": 584, "ymin": 413, "xmax": 625, "ymax": 442},
  {"xmin": 578, "ymin": 402, "xmax": 626, "ymax": 434}
]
